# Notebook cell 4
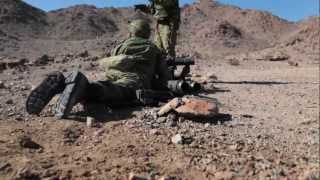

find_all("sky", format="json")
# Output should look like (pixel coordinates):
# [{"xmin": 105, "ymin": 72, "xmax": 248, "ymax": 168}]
[{"xmin": 23, "ymin": 0, "xmax": 319, "ymax": 22}]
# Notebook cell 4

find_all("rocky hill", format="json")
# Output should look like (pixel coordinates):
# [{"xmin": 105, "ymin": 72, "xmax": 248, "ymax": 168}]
[
  {"xmin": 0, "ymin": 0, "xmax": 318, "ymax": 62},
  {"xmin": 0, "ymin": 0, "xmax": 47, "ymax": 37}
]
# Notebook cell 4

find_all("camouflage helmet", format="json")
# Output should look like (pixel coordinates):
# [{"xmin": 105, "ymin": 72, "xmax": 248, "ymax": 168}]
[{"xmin": 129, "ymin": 19, "xmax": 151, "ymax": 38}]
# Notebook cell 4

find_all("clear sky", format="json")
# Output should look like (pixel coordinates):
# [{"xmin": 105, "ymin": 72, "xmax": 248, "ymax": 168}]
[{"xmin": 23, "ymin": 0, "xmax": 319, "ymax": 21}]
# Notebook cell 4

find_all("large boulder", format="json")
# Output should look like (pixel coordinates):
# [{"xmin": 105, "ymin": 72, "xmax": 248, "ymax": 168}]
[
  {"xmin": 158, "ymin": 96, "xmax": 219, "ymax": 118},
  {"xmin": 175, "ymin": 97, "xmax": 219, "ymax": 118}
]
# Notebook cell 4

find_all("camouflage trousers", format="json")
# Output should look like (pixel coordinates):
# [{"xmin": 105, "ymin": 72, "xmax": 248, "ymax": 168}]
[
  {"xmin": 86, "ymin": 81, "xmax": 136, "ymax": 103},
  {"xmin": 154, "ymin": 19, "xmax": 179, "ymax": 57}
]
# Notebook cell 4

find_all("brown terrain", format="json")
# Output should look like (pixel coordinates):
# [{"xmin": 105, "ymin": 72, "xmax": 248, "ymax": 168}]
[{"xmin": 0, "ymin": 0, "xmax": 319, "ymax": 179}]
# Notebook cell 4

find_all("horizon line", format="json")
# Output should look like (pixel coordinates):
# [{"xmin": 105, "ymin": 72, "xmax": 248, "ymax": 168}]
[{"xmin": 22, "ymin": 0, "xmax": 319, "ymax": 22}]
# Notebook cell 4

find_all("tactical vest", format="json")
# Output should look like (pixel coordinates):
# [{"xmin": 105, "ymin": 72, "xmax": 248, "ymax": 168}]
[{"xmin": 100, "ymin": 37, "xmax": 161, "ymax": 89}]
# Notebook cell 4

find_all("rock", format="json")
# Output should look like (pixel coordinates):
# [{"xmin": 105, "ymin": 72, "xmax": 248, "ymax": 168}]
[
  {"xmin": 159, "ymin": 176, "xmax": 175, "ymax": 180},
  {"xmin": 5, "ymin": 58, "xmax": 28, "ymax": 69},
  {"xmin": 0, "ymin": 62, "xmax": 6, "ymax": 71},
  {"xmin": 216, "ymin": 21, "xmax": 242, "ymax": 39},
  {"xmin": 288, "ymin": 60, "xmax": 299, "ymax": 66},
  {"xmin": 214, "ymin": 171, "xmax": 234, "ymax": 179},
  {"xmin": 192, "ymin": 74, "xmax": 202, "ymax": 78},
  {"xmin": 175, "ymin": 97, "xmax": 219, "ymax": 118},
  {"xmin": 34, "ymin": 55, "xmax": 54, "ymax": 66},
  {"xmin": 18, "ymin": 136, "xmax": 41, "ymax": 149},
  {"xmin": 77, "ymin": 50, "xmax": 89, "ymax": 58},
  {"xmin": 206, "ymin": 73, "xmax": 218, "ymax": 80},
  {"xmin": 165, "ymin": 113, "xmax": 178, "ymax": 127},
  {"xmin": 166, "ymin": 119, "xmax": 177, "ymax": 128},
  {"xmin": 150, "ymin": 129, "xmax": 160, "ymax": 136},
  {"xmin": 268, "ymin": 51, "xmax": 290, "ymax": 61},
  {"xmin": 15, "ymin": 116, "xmax": 24, "ymax": 121},
  {"xmin": 241, "ymin": 114, "xmax": 254, "ymax": 118},
  {"xmin": 156, "ymin": 117, "xmax": 167, "ymax": 123},
  {"xmin": 63, "ymin": 127, "xmax": 82, "ymax": 144},
  {"xmin": 8, "ymin": 82, "xmax": 15, "ymax": 87},
  {"xmin": 93, "ymin": 129, "xmax": 105, "ymax": 137},
  {"xmin": 167, "ymin": 113, "xmax": 178, "ymax": 122},
  {"xmin": 15, "ymin": 168, "xmax": 40, "ymax": 180},
  {"xmin": 252, "ymin": 49, "xmax": 290, "ymax": 61},
  {"xmin": 83, "ymin": 62, "xmax": 98, "ymax": 71},
  {"xmin": 228, "ymin": 58, "xmax": 240, "ymax": 66},
  {"xmin": 20, "ymin": 85, "xmax": 30, "ymax": 91},
  {"xmin": 157, "ymin": 98, "xmax": 182, "ymax": 116},
  {"xmin": 128, "ymin": 172, "xmax": 148, "ymax": 180},
  {"xmin": 171, "ymin": 134, "xmax": 183, "ymax": 144},
  {"xmin": 225, "ymin": 53, "xmax": 249, "ymax": 61},
  {"xmin": 0, "ymin": 162, "xmax": 11, "ymax": 172},
  {"xmin": 5, "ymin": 99, "xmax": 13, "ymax": 104},
  {"xmin": 0, "ymin": 81, "xmax": 4, "ymax": 89}
]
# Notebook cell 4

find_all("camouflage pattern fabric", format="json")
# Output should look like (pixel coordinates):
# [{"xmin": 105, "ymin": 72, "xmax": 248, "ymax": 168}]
[
  {"xmin": 86, "ymin": 81, "xmax": 135, "ymax": 102},
  {"xmin": 98, "ymin": 36, "xmax": 170, "ymax": 100},
  {"xmin": 152, "ymin": 0, "xmax": 180, "ymax": 57},
  {"xmin": 155, "ymin": 19, "xmax": 179, "ymax": 58}
]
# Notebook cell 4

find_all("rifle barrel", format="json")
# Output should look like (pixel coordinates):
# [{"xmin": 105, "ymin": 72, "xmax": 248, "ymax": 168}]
[{"xmin": 167, "ymin": 57, "xmax": 195, "ymax": 66}]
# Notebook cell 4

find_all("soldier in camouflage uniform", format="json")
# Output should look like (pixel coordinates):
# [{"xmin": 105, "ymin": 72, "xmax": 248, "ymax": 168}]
[
  {"xmin": 26, "ymin": 19, "xmax": 170, "ymax": 119},
  {"xmin": 135, "ymin": 0, "xmax": 180, "ymax": 58}
]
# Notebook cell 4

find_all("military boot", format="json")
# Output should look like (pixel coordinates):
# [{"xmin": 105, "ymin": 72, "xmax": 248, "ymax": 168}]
[
  {"xmin": 55, "ymin": 70, "xmax": 89, "ymax": 119},
  {"xmin": 26, "ymin": 71, "xmax": 66, "ymax": 115}
]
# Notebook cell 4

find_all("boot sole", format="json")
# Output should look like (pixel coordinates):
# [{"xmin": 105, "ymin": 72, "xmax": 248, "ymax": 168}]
[
  {"xmin": 26, "ymin": 72, "xmax": 65, "ymax": 115},
  {"xmin": 55, "ymin": 70, "xmax": 88, "ymax": 119}
]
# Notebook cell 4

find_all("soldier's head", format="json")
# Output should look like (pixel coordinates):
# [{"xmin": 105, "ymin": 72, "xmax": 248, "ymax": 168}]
[{"xmin": 128, "ymin": 19, "xmax": 151, "ymax": 39}]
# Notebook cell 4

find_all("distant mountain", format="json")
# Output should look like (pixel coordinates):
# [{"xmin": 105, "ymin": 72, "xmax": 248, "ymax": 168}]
[
  {"xmin": 0, "ymin": 0, "xmax": 318, "ymax": 61},
  {"xmin": 0, "ymin": 0, "xmax": 47, "ymax": 37}
]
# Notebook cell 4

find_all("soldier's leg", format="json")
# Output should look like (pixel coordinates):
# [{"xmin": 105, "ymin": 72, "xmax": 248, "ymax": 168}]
[
  {"xmin": 85, "ymin": 81, "xmax": 136, "ymax": 103},
  {"xmin": 155, "ymin": 21, "xmax": 170, "ymax": 55},
  {"xmin": 54, "ymin": 71, "xmax": 137, "ymax": 119},
  {"xmin": 55, "ymin": 70, "xmax": 89, "ymax": 119},
  {"xmin": 155, "ymin": 20, "xmax": 177, "ymax": 58},
  {"xmin": 168, "ymin": 20, "xmax": 179, "ymax": 58}
]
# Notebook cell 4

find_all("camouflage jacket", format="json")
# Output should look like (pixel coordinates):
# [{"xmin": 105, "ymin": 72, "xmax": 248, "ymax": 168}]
[{"xmin": 100, "ymin": 36, "xmax": 170, "ymax": 90}]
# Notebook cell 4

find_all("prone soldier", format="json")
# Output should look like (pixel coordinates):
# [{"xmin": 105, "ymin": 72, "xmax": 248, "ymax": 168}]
[{"xmin": 26, "ymin": 19, "xmax": 170, "ymax": 119}]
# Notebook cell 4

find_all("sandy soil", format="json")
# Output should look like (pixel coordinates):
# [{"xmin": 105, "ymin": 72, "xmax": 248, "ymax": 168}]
[{"xmin": 0, "ymin": 59, "xmax": 318, "ymax": 180}]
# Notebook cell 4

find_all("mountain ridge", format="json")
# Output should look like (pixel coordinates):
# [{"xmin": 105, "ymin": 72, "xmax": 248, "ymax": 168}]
[{"xmin": 0, "ymin": 0, "xmax": 318, "ymax": 61}]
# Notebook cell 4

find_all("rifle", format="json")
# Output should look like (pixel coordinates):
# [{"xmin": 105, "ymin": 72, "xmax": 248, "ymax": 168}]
[
  {"xmin": 166, "ymin": 56, "xmax": 195, "ymax": 67},
  {"xmin": 166, "ymin": 56, "xmax": 201, "ymax": 93},
  {"xmin": 135, "ymin": 56, "xmax": 202, "ymax": 105},
  {"xmin": 166, "ymin": 56, "xmax": 194, "ymax": 80},
  {"xmin": 135, "ymin": 80, "xmax": 201, "ymax": 106}
]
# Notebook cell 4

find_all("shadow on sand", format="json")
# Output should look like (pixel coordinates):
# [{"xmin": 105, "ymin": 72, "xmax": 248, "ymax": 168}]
[
  {"xmin": 66, "ymin": 104, "xmax": 143, "ymax": 123},
  {"xmin": 213, "ymin": 80, "xmax": 291, "ymax": 85},
  {"xmin": 190, "ymin": 113, "xmax": 233, "ymax": 125}
]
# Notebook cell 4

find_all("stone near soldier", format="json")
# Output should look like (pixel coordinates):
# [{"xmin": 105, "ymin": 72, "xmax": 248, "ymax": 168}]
[
  {"xmin": 158, "ymin": 96, "xmax": 220, "ymax": 119},
  {"xmin": 175, "ymin": 97, "xmax": 219, "ymax": 118},
  {"xmin": 157, "ymin": 97, "xmax": 182, "ymax": 116}
]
